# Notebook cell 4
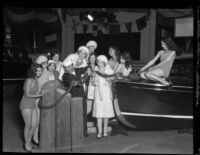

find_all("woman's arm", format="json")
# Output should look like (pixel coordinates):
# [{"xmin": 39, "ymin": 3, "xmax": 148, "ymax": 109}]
[
  {"xmin": 139, "ymin": 50, "xmax": 163, "ymax": 73},
  {"xmin": 24, "ymin": 79, "xmax": 42, "ymax": 98}
]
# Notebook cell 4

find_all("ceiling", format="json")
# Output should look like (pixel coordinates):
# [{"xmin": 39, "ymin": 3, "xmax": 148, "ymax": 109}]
[{"xmin": 4, "ymin": 8, "xmax": 193, "ymax": 33}]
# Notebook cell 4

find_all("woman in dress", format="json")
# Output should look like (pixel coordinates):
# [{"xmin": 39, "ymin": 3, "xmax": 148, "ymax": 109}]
[
  {"xmin": 19, "ymin": 63, "xmax": 42, "ymax": 152},
  {"xmin": 50, "ymin": 48, "xmax": 63, "ymax": 73},
  {"xmin": 92, "ymin": 55, "xmax": 115, "ymax": 138},
  {"xmin": 115, "ymin": 52, "xmax": 133, "ymax": 79},
  {"xmin": 47, "ymin": 60, "xmax": 59, "ymax": 80},
  {"xmin": 138, "ymin": 37, "xmax": 176, "ymax": 85},
  {"xmin": 108, "ymin": 45, "xmax": 121, "ymax": 72},
  {"xmin": 86, "ymin": 53, "xmax": 97, "ymax": 115}
]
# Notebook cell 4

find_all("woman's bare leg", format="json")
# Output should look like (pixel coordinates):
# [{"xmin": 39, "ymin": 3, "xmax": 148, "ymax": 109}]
[
  {"xmin": 97, "ymin": 118, "xmax": 102, "ymax": 137},
  {"xmin": 103, "ymin": 118, "xmax": 108, "ymax": 136},
  {"xmin": 21, "ymin": 109, "xmax": 32, "ymax": 150},
  {"xmin": 145, "ymin": 69, "xmax": 169, "ymax": 85},
  {"xmin": 29, "ymin": 107, "xmax": 38, "ymax": 145},
  {"xmin": 33, "ymin": 99, "xmax": 40, "ymax": 144}
]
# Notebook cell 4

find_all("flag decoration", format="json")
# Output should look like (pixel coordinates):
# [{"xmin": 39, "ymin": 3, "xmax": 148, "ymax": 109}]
[
  {"xmin": 83, "ymin": 24, "xmax": 88, "ymax": 34},
  {"xmin": 92, "ymin": 25, "xmax": 98, "ymax": 36},
  {"xmin": 74, "ymin": 14, "xmax": 148, "ymax": 34},
  {"xmin": 136, "ymin": 16, "xmax": 147, "ymax": 31}
]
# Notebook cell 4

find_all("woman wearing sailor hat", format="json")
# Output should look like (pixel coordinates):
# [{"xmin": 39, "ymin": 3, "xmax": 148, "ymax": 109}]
[
  {"xmin": 92, "ymin": 55, "xmax": 115, "ymax": 138},
  {"xmin": 58, "ymin": 46, "xmax": 89, "ymax": 81}
]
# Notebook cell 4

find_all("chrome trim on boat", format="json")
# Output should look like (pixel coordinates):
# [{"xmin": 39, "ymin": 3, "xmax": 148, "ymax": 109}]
[
  {"xmin": 3, "ymin": 78, "xmax": 26, "ymax": 81},
  {"xmin": 130, "ymin": 86, "xmax": 192, "ymax": 93},
  {"xmin": 121, "ymin": 112, "xmax": 193, "ymax": 119}
]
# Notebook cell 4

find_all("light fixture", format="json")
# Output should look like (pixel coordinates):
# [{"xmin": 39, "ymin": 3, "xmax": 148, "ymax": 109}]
[{"xmin": 87, "ymin": 14, "xmax": 93, "ymax": 21}]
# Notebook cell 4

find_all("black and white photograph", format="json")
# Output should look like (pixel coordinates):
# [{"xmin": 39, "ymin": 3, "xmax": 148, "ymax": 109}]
[{"xmin": 2, "ymin": 6, "xmax": 197, "ymax": 154}]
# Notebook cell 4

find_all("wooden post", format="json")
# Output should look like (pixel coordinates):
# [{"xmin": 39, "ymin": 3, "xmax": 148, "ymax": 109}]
[
  {"xmin": 71, "ymin": 97, "xmax": 84, "ymax": 153},
  {"xmin": 55, "ymin": 88, "xmax": 71, "ymax": 152},
  {"xmin": 39, "ymin": 90, "xmax": 56, "ymax": 151}
]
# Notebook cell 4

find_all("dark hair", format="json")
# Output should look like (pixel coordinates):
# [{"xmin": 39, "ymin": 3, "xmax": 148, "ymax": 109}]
[
  {"xmin": 109, "ymin": 45, "xmax": 121, "ymax": 63},
  {"xmin": 27, "ymin": 63, "xmax": 42, "ymax": 79},
  {"xmin": 50, "ymin": 48, "xmax": 60, "ymax": 59},
  {"xmin": 161, "ymin": 37, "xmax": 178, "ymax": 51},
  {"xmin": 121, "ymin": 52, "xmax": 132, "ymax": 69},
  {"xmin": 88, "ymin": 53, "xmax": 97, "ymax": 66}
]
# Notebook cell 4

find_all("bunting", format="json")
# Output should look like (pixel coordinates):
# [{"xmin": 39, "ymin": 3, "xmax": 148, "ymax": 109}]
[{"xmin": 75, "ymin": 14, "xmax": 148, "ymax": 34}]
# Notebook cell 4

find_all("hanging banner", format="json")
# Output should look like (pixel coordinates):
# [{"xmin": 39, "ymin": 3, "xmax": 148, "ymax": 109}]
[
  {"xmin": 7, "ymin": 9, "xmax": 58, "ymax": 23},
  {"xmin": 120, "ymin": 23, "xmax": 128, "ymax": 33},
  {"xmin": 92, "ymin": 25, "xmax": 98, "ymax": 37},
  {"xmin": 136, "ymin": 15, "xmax": 147, "ymax": 31},
  {"xmin": 83, "ymin": 24, "xmax": 88, "ymax": 34}
]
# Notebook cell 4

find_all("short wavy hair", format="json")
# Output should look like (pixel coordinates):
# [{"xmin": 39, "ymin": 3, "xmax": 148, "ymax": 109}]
[
  {"xmin": 27, "ymin": 63, "xmax": 42, "ymax": 79},
  {"xmin": 161, "ymin": 36, "xmax": 178, "ymax": 51},
  {"xmin": 121, "ymin": 52, "xmax": 132, "ymax": 69}
]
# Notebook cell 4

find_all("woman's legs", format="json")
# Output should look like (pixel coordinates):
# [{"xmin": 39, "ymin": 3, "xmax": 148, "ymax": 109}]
[
  {"xmin": 29, "ymin": 107, "xmax": 38, "ymax": 145},
  {"xmin": 21, "ymin": 109, "xmax": 32, "ymax": 150},
  {"xmin": 145, "ymin": 69, "xmax": 169, "ymax": 85},
  {"xmin": 33, "ymin": 99, "xmax": 40, "ymax": 144},
  {"xmin": 103, "ymin": 118, "xmax": 108, "ymax": 136},
  {"xmin": 139, "ymin": 72, "xmax": 148, "ymax": 80},
  {"xmin": 97, "ymin": 118, "xmax": 102, "ymax": 137}
]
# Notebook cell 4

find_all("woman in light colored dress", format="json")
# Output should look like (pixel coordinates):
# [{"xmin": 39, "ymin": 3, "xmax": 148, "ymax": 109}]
[
  {"xmin": 86, "ymin": 53, "xmax": 97, "ymax": 114},
  {"xmin": 92, "ymin": 55, "xmax": 115, "ymax": 138}
]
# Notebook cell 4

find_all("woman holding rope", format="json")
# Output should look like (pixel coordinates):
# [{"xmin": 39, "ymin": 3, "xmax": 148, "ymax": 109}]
[{"xmin": 92, "ymin": 55, "xmax": 115, "ymax": 138}]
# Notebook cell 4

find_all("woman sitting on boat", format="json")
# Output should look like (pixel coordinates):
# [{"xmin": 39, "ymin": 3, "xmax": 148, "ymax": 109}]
[{"xmin": 138, "ymin": 37, "xmax": 177, "ymax": 86}]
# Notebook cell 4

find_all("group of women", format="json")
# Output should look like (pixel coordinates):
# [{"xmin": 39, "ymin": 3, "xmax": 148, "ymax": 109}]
[{"xmin": 19, "ymin": 36, "xmax": 177, "ymax": 152}]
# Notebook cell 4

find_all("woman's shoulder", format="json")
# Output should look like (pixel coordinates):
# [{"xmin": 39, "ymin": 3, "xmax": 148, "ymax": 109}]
[{"xmin": 105, "ymin": 65, "xmax": 114, "ymax": 74}]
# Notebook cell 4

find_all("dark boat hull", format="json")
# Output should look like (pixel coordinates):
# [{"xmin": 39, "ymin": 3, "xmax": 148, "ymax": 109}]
[{"xmin": 115, "ymin": 79, "xmax": 193, "ymax": 130}]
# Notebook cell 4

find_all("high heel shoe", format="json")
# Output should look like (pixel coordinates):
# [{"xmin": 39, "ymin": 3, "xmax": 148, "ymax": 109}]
[
  {"xmin": 96, "ymin": 133, "xmax": 102, "ymax": 139},
  {"xmin": 23, "ymin": 144, "xmax": 32, "ymax": 153},
  {"xmin": 103, "ymin": 132, "xmax": 108, "ymax": 138}
]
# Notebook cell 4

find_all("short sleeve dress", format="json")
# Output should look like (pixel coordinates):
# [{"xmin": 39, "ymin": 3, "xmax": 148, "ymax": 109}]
[{"xmin": 92, "ymin": 66, "xmax": 115, "ymax": 118}]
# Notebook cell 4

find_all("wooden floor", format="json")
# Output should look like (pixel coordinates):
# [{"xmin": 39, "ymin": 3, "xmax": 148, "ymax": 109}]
[{"xmin": 3, "ymin": 83, "xmax": 193, "ymax": 153}]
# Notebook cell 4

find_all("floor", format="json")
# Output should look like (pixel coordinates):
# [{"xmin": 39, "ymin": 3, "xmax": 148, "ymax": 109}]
[{"xmin": 2, "ymin": 83, "xmax": 193, "ymax": 153}]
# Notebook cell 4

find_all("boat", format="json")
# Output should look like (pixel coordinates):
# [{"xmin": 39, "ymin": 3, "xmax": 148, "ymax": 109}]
[{"xmin": 115, "ymin": 57, "xmax": 193, "ymax": 130}]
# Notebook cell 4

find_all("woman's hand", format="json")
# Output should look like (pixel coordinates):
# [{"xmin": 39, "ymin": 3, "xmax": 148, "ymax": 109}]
[
  {"xmin": 76, "ymin": 58, "xmax": 83, "ymax": 66},
  {"xmin": 87, "ymin": 68, "xmax": 92, "ymax": 76},
  {"xmin": 91, "ymin": 71, "xmax": 96, "ymax": 77}
]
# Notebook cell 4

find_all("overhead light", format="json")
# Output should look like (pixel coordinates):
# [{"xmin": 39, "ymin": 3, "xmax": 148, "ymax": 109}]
[{"xmin": 87, "ymin": 14, "xmax": 93, "ymax": 21}]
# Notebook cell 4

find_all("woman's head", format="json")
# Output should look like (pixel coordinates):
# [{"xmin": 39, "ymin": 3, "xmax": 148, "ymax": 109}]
[
  {"xmin": 120, "ymin": 52, "xmax": 132, "ymax": 69},
  {"xmin": 27, "ymin": 63, "xmax": 43, "ymax": 79},
  {"xmin": 161, "ymin": 37, "xmax": 178, "ymax": 51},
  {"xmin": 108, "ymin": 46, "xmax": 120, "ymax": 62},
  {"xmin": 97, "ymin": 55, "xmax": 108, "ymax": 68},
  {"xmin": 78, "ymin": 46, "xmax": 89, "ymax": 60},
  {"xmin": 48, "ymin": 60, "xmax": 56, "ymax": 72},
  {"xmin": 86, "ymin": 40, "xmax": 97, "ymax": 54},
  {"xmin": 88, "ymin": 53, "xmax": 96, "ymax": 65},
  {"xmin": 51, "ymin": 49, "xmax": 60, "ymax": 63},
  {"xmin": 35, "ymin": 55, "xmax": 48, "ymax": 69}
]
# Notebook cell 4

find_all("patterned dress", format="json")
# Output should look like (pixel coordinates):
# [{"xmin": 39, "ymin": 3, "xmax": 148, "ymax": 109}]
[{"xmin": 92, "ymin": 66, "xmax": 115, "ymax": 118}]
